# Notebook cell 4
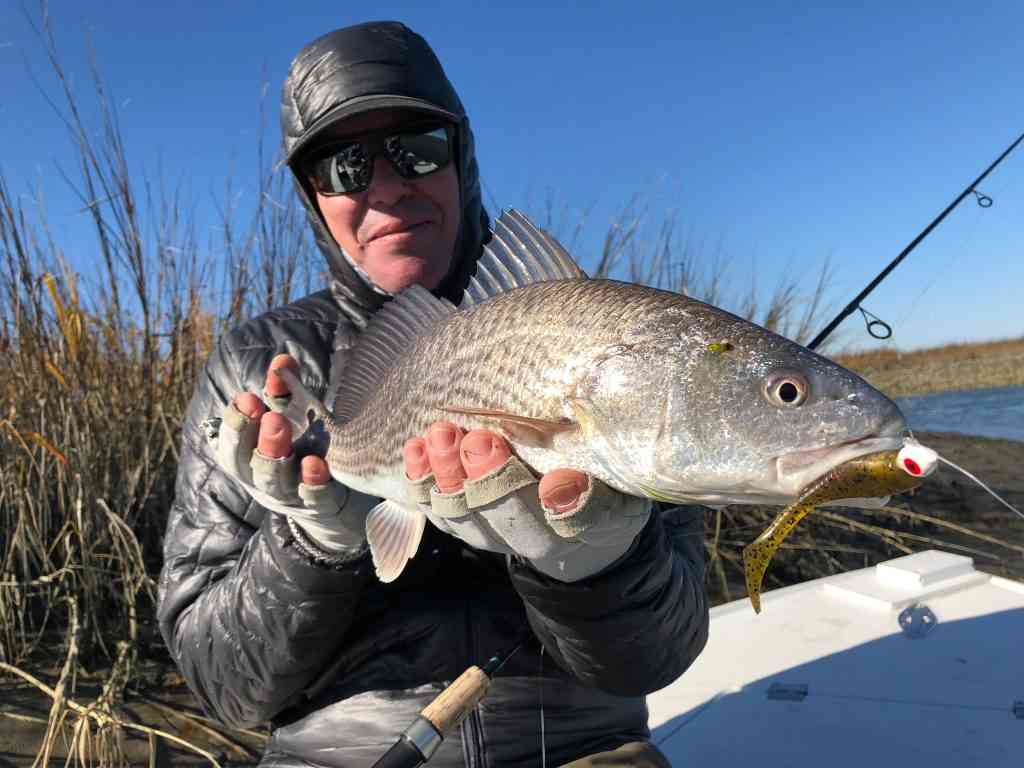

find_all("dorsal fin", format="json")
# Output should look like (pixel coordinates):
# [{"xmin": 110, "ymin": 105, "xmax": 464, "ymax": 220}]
[
  {"xmin": 461, "ymin": 209, "xmax": 587, "ymax": 307},
  {"xmin": 333, "ymin": 284, "xmax": 456, "ymax": 422}
]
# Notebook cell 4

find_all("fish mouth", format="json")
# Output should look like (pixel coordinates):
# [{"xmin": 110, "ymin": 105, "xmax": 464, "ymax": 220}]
[
  {"xmin": 775, "ymin": 431, "xmax": 906, "ymax": 496},
  {"xmin": 637, "ymin": 417, "xmax": 908, "ymax": 508},
  {"xmin": 638, "ymin": 432, "xmax": 903, "ymax": 507}
]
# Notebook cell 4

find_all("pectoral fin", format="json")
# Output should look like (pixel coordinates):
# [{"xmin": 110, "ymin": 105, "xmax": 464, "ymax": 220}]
[
  {"xmin": 441, "ymin": 406, "xmax": 578, "ymax": 448},
  {"xmin": 365, "ymin": 500, "xmax": 427, "ymax": 583}
]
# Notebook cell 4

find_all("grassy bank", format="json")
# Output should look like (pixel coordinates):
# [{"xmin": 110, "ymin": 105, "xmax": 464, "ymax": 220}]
[{"xmin": 836, "ymin": 337, "xmax": 1024, "ymax": 398}]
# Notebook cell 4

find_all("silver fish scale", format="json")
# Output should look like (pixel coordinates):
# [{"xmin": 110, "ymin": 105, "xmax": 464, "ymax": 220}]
[{"xmin": 327, "ymin": 279, "xmax": 692, "ymax": 479}]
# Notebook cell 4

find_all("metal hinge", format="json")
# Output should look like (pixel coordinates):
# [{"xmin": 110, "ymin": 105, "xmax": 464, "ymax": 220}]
[
  {"xmin": 766, "ymin": 683, "xmax": 808, "ymax": 702},
  {"xmin": 1013, "ymin": 701, "xmax": 1024, "ymax": 720}
]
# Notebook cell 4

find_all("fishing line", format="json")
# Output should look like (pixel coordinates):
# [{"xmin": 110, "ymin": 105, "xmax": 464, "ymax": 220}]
[
  {"xmin": 857, "ymin": 306, "xmax": 892, "ymax": 340},
  {"xmin": 934, "ymin": 452, "xmax": 1024, "ymax": 521},
  {"xmin": 539, "ymin": 645, "xmax": 547, "ymax": 768},
  {"xmin": 970, "ymin": 189, "xmax": 994, "ymax": 208},
  {"xmin": 890, "ymin": 186, "xmax": 990, "ymax": 331},
  {"xmin": 808, "ymin": 129, "xmax": 1024, "ymax": 350},
  {"xmin": 895, "ymin": 153, "xmax": 1022, "ymax": 331}
]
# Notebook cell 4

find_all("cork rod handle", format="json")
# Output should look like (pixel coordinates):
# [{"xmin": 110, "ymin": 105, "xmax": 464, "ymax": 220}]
[{"xmin": 421, "ymin": 666, "xmax": 490, "ymax": 735}]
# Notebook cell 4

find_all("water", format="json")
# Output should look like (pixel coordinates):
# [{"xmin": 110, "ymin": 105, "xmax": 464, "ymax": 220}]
[{"xmin": 896, "ymin": 385, "xmax": 1024, "ymax": 442}]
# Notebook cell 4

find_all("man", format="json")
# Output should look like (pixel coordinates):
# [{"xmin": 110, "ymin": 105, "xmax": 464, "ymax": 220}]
[{"xmin": 158, "ymin": 21, "xmax": 709, "ymax": 767}]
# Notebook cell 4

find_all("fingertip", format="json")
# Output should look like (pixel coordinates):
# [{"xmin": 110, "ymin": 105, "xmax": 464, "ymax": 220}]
[
  {"xmin": 425, "ymin": 422, "xmax": 466, "ymax": 493},
  {"xmin": 300, "ymin": 455, "xmax": 330, "ymax": 486},
  {"xmin": 256, "ymin": 412, "xmax": 292, "ymax": 459},
  {"xmin": 461, "ymin": 430, "xmax": 511, "ymax": 480},
  {"xmin": 234, "ymin": 392, "xmax": 267, "ymax": 420},
  {"xmin": 270, "ymin": 353, "xmax": 298, "ymax": 369},
  {"xmin": 404, "ymin": 437, "xmax": 431, "ymax": 480},
  {"xmin": 539, "ymin": 469, "xmax": 590, "ymax": 514},
  {"xmin": 265, "ymin": 354, "xmax": 299, "ymax": 397},
  {"xmin": 426, "ymin": 421, "xmax": 463, "ymax": 451}
]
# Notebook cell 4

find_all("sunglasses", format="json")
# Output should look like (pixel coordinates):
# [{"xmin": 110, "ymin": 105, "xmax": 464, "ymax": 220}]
[{"xmin": 305, "ymin": 123, "xmax": 455, "ymax": 196}]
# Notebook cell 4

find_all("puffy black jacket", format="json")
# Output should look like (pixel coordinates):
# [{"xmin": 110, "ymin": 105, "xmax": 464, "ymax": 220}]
[{"xmin": 157, "ymin": 21, "xmax": 709, "ymax": 767}]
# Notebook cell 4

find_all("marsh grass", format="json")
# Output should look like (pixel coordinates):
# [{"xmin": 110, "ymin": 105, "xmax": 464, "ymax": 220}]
[
  {"xmin": 0, "ymin": 10, "xmax": 314, "ymax": 765},
  {"xmin": 1, "ymin": 13, "xmax": 1021, "ymax": 767},
  {"xmin": 838, "ymin": 337, "xmax": 1024, "ymax": 396}
]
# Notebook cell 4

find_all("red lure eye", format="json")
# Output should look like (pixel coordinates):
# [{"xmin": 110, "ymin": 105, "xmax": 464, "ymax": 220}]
[{"xmin": 903, "ymin": 458, "xmax": 922, "ymax": 476}]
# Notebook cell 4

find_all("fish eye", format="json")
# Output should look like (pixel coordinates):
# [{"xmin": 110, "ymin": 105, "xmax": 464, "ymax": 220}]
[{"xmin": 763, "ymin": 371, "xmax": 809, "ymax": 408}]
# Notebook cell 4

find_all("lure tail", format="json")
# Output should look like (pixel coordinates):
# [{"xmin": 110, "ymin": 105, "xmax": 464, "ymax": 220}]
[{"xmin": 743, "ymin": 445, "xmax": 933, "ymax": 613}]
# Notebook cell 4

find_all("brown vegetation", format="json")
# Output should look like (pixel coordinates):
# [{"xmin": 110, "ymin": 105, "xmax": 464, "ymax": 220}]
[
  {"xmin": 1, "ymin": 16, "xmax": 1022, "ymax": 768},
  {"xmin": 0, "ymin": 15, "xmax": 311, "ymax": 767},
  {"xmin": 836, "ymin": 337, "xmax": 1024, "ymax": 397}
]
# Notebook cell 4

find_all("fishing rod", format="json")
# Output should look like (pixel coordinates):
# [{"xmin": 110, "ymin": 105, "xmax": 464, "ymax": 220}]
[
  {"xmin": 370, "ymin": 633, "xmax": 530, "ymax": 768},
  {"xmin": 807, "ymin": 129, "xmax": 1024, "ymax": 351}
]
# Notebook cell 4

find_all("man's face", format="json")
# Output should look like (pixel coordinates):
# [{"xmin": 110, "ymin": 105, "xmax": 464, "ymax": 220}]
[{"xmin": 310, "ymin": 109, "xmax": 461, "ymax": 294}]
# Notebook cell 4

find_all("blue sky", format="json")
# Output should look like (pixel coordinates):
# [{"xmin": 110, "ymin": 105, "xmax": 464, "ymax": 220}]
[{"xmin": 2, "ymin": 1, "xmax": 1022, "ymax": 352}]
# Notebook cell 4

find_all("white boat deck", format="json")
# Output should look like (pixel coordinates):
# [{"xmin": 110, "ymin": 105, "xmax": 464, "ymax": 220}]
[{"xmin": 647, "ymin": 550, "xmax": 1024, "ymax": 767}]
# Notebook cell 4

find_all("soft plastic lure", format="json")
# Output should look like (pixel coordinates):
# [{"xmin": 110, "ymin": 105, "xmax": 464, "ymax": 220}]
[{"xmin": 743, "ymin": 441, "xmax": 938, "ymax": 613}]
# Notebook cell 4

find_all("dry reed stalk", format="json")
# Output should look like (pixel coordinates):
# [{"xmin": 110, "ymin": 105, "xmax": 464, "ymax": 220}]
[
  {"xmin": 0, "ymin": 660, "xmax": 223, "ymax": 767},
  {"xmin": 134, "ymin": 696, "xmax": 263, "ymax": 762},
  {"xmin": 36, "ymin": 595, "xmax": 79, "ymax": 768},
  {"xmin": 808, "ymin": 511, "xmax": 915, "ymax": 554},
  {"xmin": 874, "ymin": 505, "xmax": 1024, "ymax": 555},
  {"xmin": 704, "ymin": 509, "xmax": 732, "ymax": 603},
  {"xmin": 0, "ymin": 6, "xmax": 307, "ymax": 762},
  {"xmin": 1, "ymin": 711, "xmax": 51, "ymax": 726}
]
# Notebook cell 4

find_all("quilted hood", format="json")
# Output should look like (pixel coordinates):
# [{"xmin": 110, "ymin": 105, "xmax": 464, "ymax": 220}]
[{"xmin": 280, "ymin": 21, "xmax": 489, "ymax": 322}]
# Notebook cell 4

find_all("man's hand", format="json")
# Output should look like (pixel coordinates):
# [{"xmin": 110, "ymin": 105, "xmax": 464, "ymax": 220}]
[
  {"xmin": 211, "ymin": 354, "xmax": 375, "ymax": 553},
  {"xmin": 403, "ymin": 422, "xmax": 650, "ymax": 582}
]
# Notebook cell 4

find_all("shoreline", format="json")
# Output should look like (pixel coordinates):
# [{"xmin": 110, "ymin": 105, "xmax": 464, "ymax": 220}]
[{"xmin": 834, "ymin": 337, "xmax": 1024, "ymax": 398}]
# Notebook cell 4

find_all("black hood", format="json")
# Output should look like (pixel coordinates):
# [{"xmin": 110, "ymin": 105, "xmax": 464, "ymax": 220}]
[{"xmin": 280, "ymin": 21, "xmax": 489, "ymax": 324}]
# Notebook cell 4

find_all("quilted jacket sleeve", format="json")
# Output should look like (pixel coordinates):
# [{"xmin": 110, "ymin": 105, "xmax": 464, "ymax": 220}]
[
  {"xmin": 508, "ymin": 504, "xmax": 709, "ymax": 697},
  {"xmin": 156, "ymin": 302, "xmax": 374, "ymax": 729}
]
